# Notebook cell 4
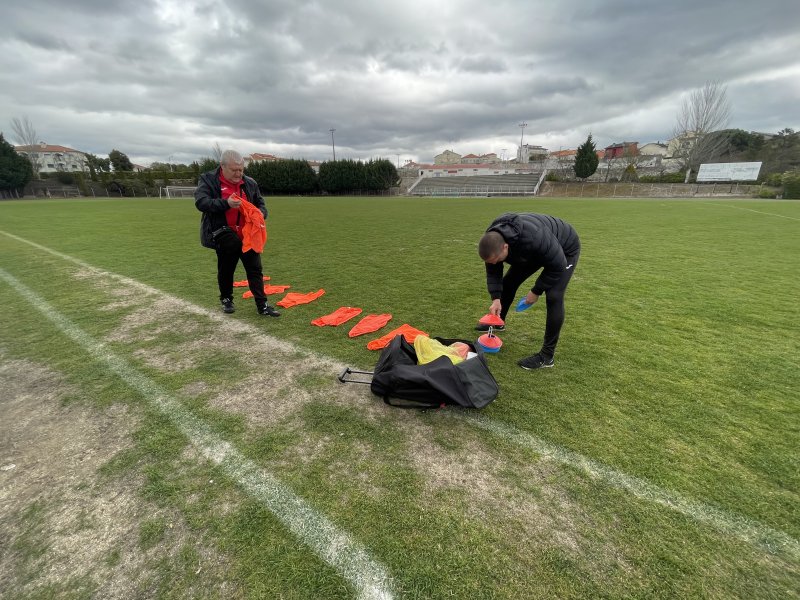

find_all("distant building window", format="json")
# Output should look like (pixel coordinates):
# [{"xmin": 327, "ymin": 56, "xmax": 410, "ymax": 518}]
[{"xmin": 47, "ymin": 163, "xmax": 54, "ymax": 168}]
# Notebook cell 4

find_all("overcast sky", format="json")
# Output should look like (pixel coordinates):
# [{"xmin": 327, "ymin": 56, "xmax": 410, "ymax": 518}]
[{"xmin": 2, "ymin": 0, "xmax": 799, "ymax": 166}]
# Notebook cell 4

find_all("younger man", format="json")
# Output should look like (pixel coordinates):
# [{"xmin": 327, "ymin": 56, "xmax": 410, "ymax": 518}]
[{"xmin": 478, "ymin": 213, "xmax": 580, "ymax": 370}]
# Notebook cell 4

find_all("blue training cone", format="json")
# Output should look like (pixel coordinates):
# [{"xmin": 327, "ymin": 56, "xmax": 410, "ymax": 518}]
[
  {"xmin": 477, "ymin": 326, "xmax": 503, "ymax": 354},
  {"xmin": 516, "ymin": 297, "xmax": 535, "ymax": 312}
]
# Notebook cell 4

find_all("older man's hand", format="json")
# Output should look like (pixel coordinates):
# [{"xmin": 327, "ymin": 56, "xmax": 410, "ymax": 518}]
[{"xmin": 227, "ymin": 193, "xmax": 242, "ymax": 208}]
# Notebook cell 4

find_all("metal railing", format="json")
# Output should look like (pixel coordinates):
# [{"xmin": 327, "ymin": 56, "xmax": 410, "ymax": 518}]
[{"xmin": 411, "ymin": 185, "xmax": 538, "ymax": 197}]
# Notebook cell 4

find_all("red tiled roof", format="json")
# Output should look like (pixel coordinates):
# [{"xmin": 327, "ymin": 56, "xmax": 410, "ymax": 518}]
[{"xmin": 15, "ymin": 144, "xmax": 84, "ymax": 153}]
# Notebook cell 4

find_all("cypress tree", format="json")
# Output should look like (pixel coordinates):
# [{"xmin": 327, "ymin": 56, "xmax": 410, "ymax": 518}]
[
  {"xmin": 0, "ymin": 133, "xmax": 33, "ymax": 193},
  {"xmin": 574, "ymin": 134, "xmax": 599, "ymax": 179}
]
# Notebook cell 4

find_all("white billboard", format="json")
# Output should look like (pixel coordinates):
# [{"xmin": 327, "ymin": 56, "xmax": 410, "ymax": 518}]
[{"xmin": 697, "ymin": 162, "xmax": 762, "ymax": 182}]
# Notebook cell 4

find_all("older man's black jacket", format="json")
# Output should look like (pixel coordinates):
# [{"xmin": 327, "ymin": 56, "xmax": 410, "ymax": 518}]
[
  {"xmin": 485, "ymin": 213, "xmax": 580, "ymax": 299},
  {"xmin": 194, "ymin": 168, "xmax": 267, "ymax": 249}
]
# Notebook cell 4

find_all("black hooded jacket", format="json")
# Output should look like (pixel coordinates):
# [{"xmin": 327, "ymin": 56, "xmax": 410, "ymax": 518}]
[
  {"xmin": 194, "ymin": 168, "xmax": 267, "ymax": 249},
  {"xmin": 485, "ymin": 213, "xmax": 580, "ymax": 299}
]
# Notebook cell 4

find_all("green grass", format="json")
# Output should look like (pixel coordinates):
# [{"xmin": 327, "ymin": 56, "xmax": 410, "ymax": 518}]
[{"xmin": 0, "ymin": 196, "xmax": 798, "ymax": 599}]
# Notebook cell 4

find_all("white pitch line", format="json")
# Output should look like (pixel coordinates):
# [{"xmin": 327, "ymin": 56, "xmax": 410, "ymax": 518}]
[
  {"xmin": 0, "ymin": 267, "xmax": 394, "ymax": 600},
  {"xmin": 699, "ymin": 202, "xmax": 800, "ymax": 221},
  {"xmin": 0, "ymin": 229, "xmax": 331, "ymax": 362},
  {"xmin": 456, "ymin": 412, "xmax": 800, "ymax": 562},
  {"xmin": 2, "ymin": 229, "xmax": 799, "ymax": 563}
]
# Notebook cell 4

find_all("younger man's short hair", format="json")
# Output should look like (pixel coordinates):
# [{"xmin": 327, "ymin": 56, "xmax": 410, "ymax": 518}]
[{"xmin": 478, "ymin": 231, "xmax": 505, "ymax": 260}]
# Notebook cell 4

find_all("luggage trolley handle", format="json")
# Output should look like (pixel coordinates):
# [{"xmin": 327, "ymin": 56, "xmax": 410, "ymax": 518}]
[{"xmin": 338, "ymin": 367, "xmax": 374, "ymax": 385}]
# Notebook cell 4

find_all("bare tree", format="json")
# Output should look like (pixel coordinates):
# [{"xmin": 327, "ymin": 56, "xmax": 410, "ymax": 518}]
[
  {"xmin": 10, "ymin": 116, "xmax": 42, "ymax": 178},
  {"xmin": 672, "ymin": 81, "xmax": 732, "ymax": 182},
  {"xmin": 211, "ymin": 142, "xmax": 223, "ymax": 163}
]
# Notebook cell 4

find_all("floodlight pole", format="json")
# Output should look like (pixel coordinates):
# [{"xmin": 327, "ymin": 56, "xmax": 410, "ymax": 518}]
[
  {"xmin": 329, "ymin": 129, "xmax": 336, "ymax": 161},
  {"xmin": 518, "ymin": 122, "xmax": 528, "ymax": 155}
]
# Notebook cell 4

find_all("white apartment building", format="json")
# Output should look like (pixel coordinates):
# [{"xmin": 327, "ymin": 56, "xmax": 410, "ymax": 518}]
[{"xmin": 15, "ymin": 143, "xmax": 88, "ymax": 173}]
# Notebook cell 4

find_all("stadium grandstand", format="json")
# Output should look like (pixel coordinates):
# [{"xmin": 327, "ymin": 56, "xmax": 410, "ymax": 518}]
[{"xmin": 409, "ymin": 172, "xmax": 545, "ymax": 197}]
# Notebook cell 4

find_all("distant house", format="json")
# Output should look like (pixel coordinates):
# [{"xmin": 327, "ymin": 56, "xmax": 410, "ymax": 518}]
[
  {"xmin": 245, "ymin": 152, "xmax": 280, "ymax": 166},
  {"xmin": 638, "ymin": 142, "xmax": 668, "ymax": 157},
  {"xmin": 604, "ymin": 142, "xmax": 638, "ymax": 159},
  {"xmin": 15, "ymin": 143, "xmax": 88, "ymax": 173},
  {"xmin": 434, "ymin": 150, "xmax": 462, "ymax": 165},
  {"xmin": 666, "ymin": 133, "xmax": 698, "ymax": 158},
  {"xmin": 461, "ymin": 153, "xmax": 482, "ymax": 164},
  {"xmin": 517, "ymin": 144, "xmax": 548, "ymax": 163},
  {"xmin": 549, "ymin": 149, "xmax": 577, "ymax": 160},
  {"xmin": 417, "ymin": 162, "xmax": 541, "ymax": 178}
]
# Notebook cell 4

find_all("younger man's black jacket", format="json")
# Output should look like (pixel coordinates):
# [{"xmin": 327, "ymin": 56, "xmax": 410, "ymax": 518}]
[{"xmin": 485, "ymin": 213, "xmax": 580, "ymax": 299}]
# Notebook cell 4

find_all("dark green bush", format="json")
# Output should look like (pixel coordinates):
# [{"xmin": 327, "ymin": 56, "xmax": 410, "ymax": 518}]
[
  {"xmin": 755, "ymin": 187, "xmax": 777, "ymax": 199},
  {"xmin": 246, "ymin": 159, "xmax": 317, "ymax": 194},
  {"xmin": 55, "ymin": 172, "xmax": 75, "ymax": 184},
  {"xmin": 782, "ymin": 170, "xmax": 800, "ymax": 199},
  {"xmin": 639, "ymin": 172, "xmax": 686, "ymax": 183},
  {"xmin": 620, "ymin": 164, "xmax": 639, "ymax": 183}
]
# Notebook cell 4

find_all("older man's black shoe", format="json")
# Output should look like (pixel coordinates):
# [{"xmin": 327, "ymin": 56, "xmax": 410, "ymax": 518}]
[
  {"xmin": 221, "ymin": 297, "xmax": 235, "ymax": 314},
  {"xmin": 258, "ymin": 305, "xmax": 281, "ymax": 317}
]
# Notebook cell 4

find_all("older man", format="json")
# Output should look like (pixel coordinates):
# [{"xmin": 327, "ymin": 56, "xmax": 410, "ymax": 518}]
[{"xmin": 195, "ymin": 150, "xmax": 280, "ymax": 317}]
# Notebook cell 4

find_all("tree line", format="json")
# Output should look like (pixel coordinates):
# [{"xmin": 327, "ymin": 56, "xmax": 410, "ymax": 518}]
[{"xmin": 245, "ymin": 158, "xmax": 399, "ymax": 195}]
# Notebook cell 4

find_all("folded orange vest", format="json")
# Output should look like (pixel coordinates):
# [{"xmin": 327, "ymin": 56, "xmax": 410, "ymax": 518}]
[
  {"xmin": 238, "ymin": 198, "xmax": 267, "ymax": 253},
  {"xmin": 242, "ymin": 284, "xmax": 291, "ymax": 299},
  {"xmin": 348, "ymin": 313, "xmax": 393, "ymax": 338},
  {"xmin": 234, "ymin": 276, "xmax": 270, "ymax": 287},
  {"xmin": 311, "ymin": 306, "xmax": 363, "ymax": 327},
  {"xmin": 276, "ymin": 289, "xmax": 326, "ymax": 308},
  {"xmin": 366, "ymin": 325, "xmax": 428, "ymax": 351}
]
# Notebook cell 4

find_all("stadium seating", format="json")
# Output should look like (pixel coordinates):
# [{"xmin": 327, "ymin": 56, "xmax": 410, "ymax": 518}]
[{"xmin": 409, "ymin": 173, "xmax": 542, "ymax": 196}]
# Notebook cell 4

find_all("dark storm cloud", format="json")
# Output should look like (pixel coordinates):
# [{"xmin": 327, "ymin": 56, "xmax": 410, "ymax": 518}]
[{"xmin": 1, "ymin": 0, "xmax": 798, "ymax": 164}]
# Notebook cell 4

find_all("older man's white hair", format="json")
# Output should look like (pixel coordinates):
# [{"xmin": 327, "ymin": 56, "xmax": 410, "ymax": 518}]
[{"xmin": 220, "ymin": 149, "xmax": 244, "ymax": 166}]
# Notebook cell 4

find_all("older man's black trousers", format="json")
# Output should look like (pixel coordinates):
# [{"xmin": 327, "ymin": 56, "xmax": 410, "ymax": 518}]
[
  {"xmin": 498, "ymin": 252, "xmax": 579, "ymax": 359},
  {"xmin": 215, "ymin": 248, "xmax": 267, "ymax": 308}
]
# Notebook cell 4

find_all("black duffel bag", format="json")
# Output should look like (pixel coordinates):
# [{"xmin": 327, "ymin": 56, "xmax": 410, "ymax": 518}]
[{"xmin": 370, "ymin": 335, "xmax": 499, "ymax": 409}]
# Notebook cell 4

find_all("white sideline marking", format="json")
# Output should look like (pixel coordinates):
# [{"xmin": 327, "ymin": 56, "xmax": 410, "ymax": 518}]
[
  {"xmin": 0, "ymin": 230, "xmax": 326, "ymax": 361},
  {"xmin": 2, "ymin": 230, "xmax": 799, "ymax": 562},
  {"xmin": 700, "ymin": 202, "xmax": 800, "ymax": 221},
  {"xmin": 457, "ymin": 412, "xmax": 800, "ymax": 561},
  {"xmin": 0, "ymin": 267, "xmax": 394, "ymax": 600}
]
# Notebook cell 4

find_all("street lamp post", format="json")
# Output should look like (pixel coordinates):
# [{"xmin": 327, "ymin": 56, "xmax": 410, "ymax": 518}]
[
  {"xmin": 329, "ymin": 129, "xmax": 336, "ymax": 161},
  {"xmin": 518, "ymin": 122, "xmax": 528, "ymax": 161}
]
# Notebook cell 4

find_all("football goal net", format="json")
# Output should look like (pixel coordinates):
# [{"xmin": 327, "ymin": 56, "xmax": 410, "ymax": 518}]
[{"xmin": 161, "ymin": 186, "xmax": 197, "ymax": 198}]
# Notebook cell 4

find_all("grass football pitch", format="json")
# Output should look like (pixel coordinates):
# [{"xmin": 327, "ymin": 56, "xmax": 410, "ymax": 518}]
[{"xmin": 0, "ymin": 196, "xmax": 798, "ymax": 599}]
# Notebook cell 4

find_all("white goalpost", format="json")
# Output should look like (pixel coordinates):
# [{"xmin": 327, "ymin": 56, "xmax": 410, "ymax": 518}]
[{"xmin": 161, "ymin": 186, "xmax": 197, "ymax": 198}]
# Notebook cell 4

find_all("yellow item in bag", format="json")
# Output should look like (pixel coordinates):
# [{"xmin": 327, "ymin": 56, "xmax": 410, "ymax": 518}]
[{"xmin": 414, "ymin": 335, "xmax": 465, "ymax": 365}]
